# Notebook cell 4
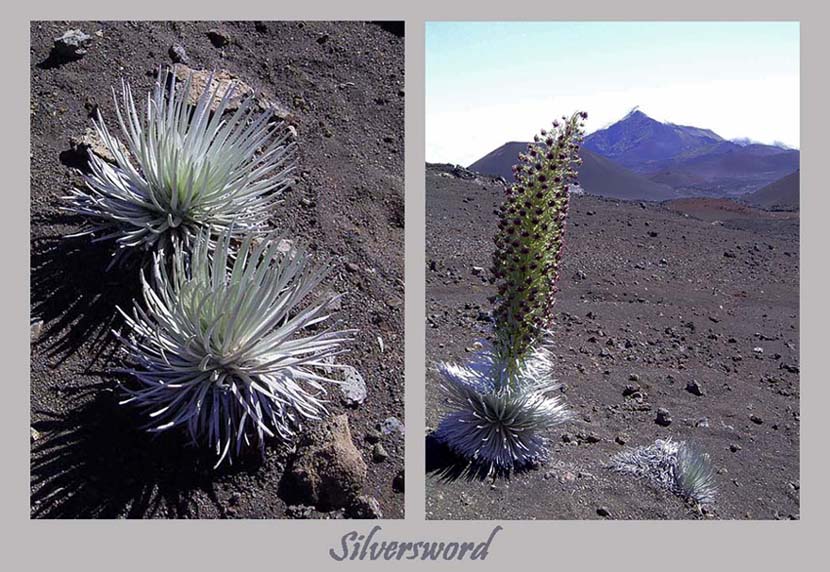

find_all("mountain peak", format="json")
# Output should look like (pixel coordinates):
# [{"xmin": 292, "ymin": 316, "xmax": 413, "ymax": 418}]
[
  {"xmin": 584, "ymin": 110, "xmax": 730, "ymax": 169},
  {"xmin": 622, "ymin": 106, "xmax": 646, "ymax": 120}
]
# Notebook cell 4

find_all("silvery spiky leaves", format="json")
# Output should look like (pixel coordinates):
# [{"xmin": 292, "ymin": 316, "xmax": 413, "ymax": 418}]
[
  {"xmin": 115, "ymin": 228, "xmax": 355, "ymax": 466},
  {"xmin": 435, "ymin": 343, "xmax": 571, "ymax": 470},
  {"xmin": 65, "ymin": 67, "xmax": 296, "ymax": 262},
  {"xmin": 492, "ymin": 111, "xmax": 587, "ymax": 377},
  {"xmin": 611, "ymin": 439, "xmax": 717, "ymax": 505}
]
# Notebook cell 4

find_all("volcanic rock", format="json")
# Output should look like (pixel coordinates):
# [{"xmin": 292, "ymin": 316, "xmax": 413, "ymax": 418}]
[
  {"xmin": 53, "ymin": 29, "xmax": 92, "ymax": 59},
  {"xmin": 288, "ymin": 414, "xmax": 367, "ymax": 510}
]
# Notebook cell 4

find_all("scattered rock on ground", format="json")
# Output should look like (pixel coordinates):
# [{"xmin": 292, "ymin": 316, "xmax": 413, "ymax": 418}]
[
  {"xmin": 346, "ymin": 495, "xmax": 383, "ymax": 519},
  {"xmin": 168, "ymin": 43, "xmax": 189, "ymax": 64},
  {"xmin": 53, "ymin": 29, "xmax": 92, "ymax": 59},
  {"xmin": 206, "ymin": 28, "xmax": 230, "ymax": 47},
  {"xmin": 686, "ymin": 380, "xmax": 705, "ymax": 396},
  {"xmin": 287, "ymin": 414, "xmax": 367, "ymax": 510},
  {"xmin": 285, "ymin": 504, "xmax": 315, "ymax": 519},
  {"xmin": 372, "ymin": 443, "xmax": 389, "ymax": 462},
  {"xmin": 172, "ymin": 64, "xmax": 292, "ymax": 120},
  {"xmin": 323, "ymin": 290, "xmax": 342, "ymax": 311},
  {"xmin": 69, "ymin": 127, "xmax": 127, "ymax": 164},
  {"xmin": 392, "ymin": 469, "xmax": 405, "ymax": 493},
  {"xmin": 30, "ymin": 320, "xmax": 43, "ymax": 340},
  {"xmin": 656, "ymin": 408, "xmax": 673, "ymax": 426},
  {"xmin": 364, "ymin": 428, "xmax": 381, "ymax": 444},
  {"xmin": 380, "ymin": 416, "xmax": 404, "ymax": 436},
  {"xmin": 340, "ymin": 366, "xmax": 367, "ymax": 406},
  {"xmin": 622, "ymin": 384, "xmax": 641, "ymax": 397},
  {"xmin": 451, "ymin": 165, "xmax": 476, "ymax": 179}
]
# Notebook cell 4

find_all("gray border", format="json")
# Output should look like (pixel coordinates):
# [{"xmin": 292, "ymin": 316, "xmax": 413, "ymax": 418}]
[{"xmin": 4, "ymin": 1, "xmax": 829, "ymax": 570}]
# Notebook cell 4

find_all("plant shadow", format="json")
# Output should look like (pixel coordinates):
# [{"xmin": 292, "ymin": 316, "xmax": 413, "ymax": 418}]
[
  {"xmin": 36, "ymin": 47, "xmax": 83, "ymax": 70},
  {"xmin": 30, "ymin": 228, "xmax": 142, "ymax": 367},
  {"xmin": 30, "ymin": 389, "xmax": 264, "ymax": 519},
  {"xmin": 425, "ymin": 432, "xmax": 530, "ymax": 483}
]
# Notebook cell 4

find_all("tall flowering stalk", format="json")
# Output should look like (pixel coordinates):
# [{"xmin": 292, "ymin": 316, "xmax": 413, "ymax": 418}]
[
  {"xmin": 492, "ymin": 111, "xmax": 586, "ymax": 385},
  {"xmin": 434, "ymin": 111, "xmax": 587, "ymax": 471}
]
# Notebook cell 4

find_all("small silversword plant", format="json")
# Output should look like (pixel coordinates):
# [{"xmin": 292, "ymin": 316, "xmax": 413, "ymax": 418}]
[
  {"xmin": 66, "ymin": 67, "xmax": 296, "ymax": 263},
  {"xmin": 115, "ymin": 228, "xmax": 355, "ymax": 466},
  {"xmin": 610, "ymin": 438, "xmax": 717, "ymax": 505},
  {"xmin": 435, "ymin": 112, "xmax": 587, "ymax": 471}
]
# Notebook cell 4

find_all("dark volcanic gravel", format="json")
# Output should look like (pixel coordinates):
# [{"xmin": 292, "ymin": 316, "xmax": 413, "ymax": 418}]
[
  {"xmin": 425, "ymin": 163, "xmax": 799, "ymax": 520},
  {"xmin": 30, "ymin": 21, "xmax": 404, "ymax": 519}
]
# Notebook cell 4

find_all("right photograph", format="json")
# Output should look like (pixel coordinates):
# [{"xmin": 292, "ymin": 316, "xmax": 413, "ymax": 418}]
[{"xmin": 424, "ymin": 21, "xmax": 800, "ymax": 520}]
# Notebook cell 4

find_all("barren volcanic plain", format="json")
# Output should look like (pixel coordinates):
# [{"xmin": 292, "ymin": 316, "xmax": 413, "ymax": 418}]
[{"xmin": 425, "ymin": 163, "xmax": 799, "ymax": 520}]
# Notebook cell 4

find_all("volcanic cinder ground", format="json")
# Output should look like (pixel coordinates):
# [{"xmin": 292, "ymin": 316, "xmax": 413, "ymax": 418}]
[
  {"xmin": 425, "ymin": 163, "xmax": 799, "ymax": 520},
  {"xmin": 30, "ymin": 21, "xmax": 404, "ymax": 519}
]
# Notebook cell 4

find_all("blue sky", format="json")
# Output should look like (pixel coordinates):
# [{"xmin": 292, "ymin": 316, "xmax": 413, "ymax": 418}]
[{"xmin": 426, "ymin": 22, "xmax": 800, "ymax": 165}]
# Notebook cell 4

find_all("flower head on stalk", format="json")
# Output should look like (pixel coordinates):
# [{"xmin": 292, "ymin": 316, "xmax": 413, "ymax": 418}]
[{"xmin": 491, "ymin": 111, "xmax": 587, "ymax": 385}]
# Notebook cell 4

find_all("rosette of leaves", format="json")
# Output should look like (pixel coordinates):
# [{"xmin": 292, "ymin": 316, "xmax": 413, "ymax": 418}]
[
  {"xmin": 434, "ymin": 342, "xmax": 571, "ymax": 469},
  {"xmin": 65, "ymin": 67, "xmax": 296, "ymax": 263},
  {"xmin": 611, "ymin": 439, "xmax": 717, "ymax": 505},
  {"xmin": 434, "ymin": 112, "xmax": 587, "ymax": 471},
  {"xmin": 115, "ymin": 227, "xmax": 355, "ymax": 466}
]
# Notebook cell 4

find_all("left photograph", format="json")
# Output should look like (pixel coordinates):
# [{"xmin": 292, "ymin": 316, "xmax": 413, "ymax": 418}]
[{"xmin": 30, "ymin": 20, "xmax": 405, "ymax": 519}]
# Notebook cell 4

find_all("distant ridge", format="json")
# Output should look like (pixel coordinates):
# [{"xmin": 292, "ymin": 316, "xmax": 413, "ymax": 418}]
[
  {"xmin": 465, "ymin": 109, "xmax": 798, "ymax": 202},
  {"xmin": 582, "ymin": 109, "xmax": 798, "ymax": 196},
  {"xmin": 584, "ymin": 109, "xmax": 724, "ymax": 170},
  {"xmin": 743, "ymin": 170, "xmax": 800, "ymax": 211},
  {"xmin": 467, "ymin": 142, "xmax": 677, "ymax": 202}
]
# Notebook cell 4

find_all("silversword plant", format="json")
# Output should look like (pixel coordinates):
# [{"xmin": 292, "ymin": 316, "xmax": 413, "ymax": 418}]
[
  {"xmin": 435, "ymin": 112, "xmax": 587, "ymax": 471},
  {"xmin": 116, "ymin": 227, "xmax": 355, "ymax": 466},
  {"xmin": 66, "ymin": 67, "xmax": 297, "ymax": 262},
  {"xmin": 610, "ymin": 438, "xmax": 717, "ymax": 505}
]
